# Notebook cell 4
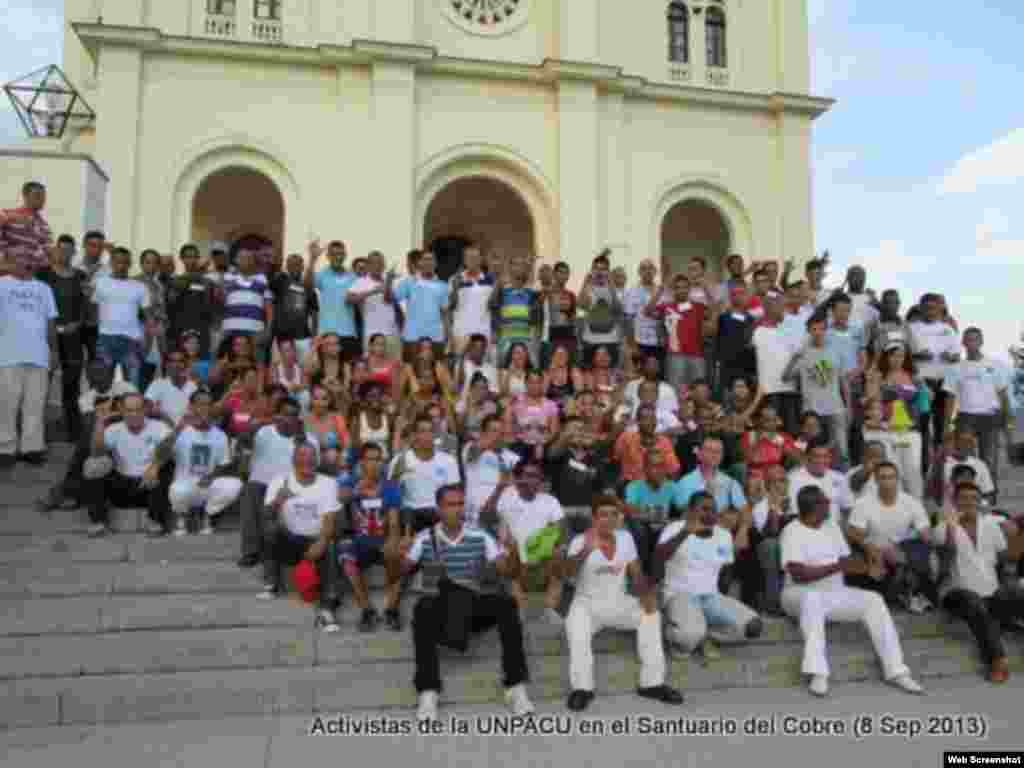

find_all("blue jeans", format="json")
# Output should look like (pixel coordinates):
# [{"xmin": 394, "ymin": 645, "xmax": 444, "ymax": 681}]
[{"xmin": 96, "ymin": 335, "xmax": 144, "ymax": 390}]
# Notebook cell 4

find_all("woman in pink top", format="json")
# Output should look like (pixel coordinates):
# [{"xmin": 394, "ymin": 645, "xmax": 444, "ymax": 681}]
[{"xmin": 507, "ymin": 370, "xmax": 559, "ymax": 463}]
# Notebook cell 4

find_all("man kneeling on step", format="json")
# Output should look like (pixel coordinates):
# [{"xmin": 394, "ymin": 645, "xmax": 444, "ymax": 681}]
[
  {"xmin": 262, "ymin": 442, "xmax": 343, "ymax": 633},
  {"xmin": 564, "ymin": 494, "xmax": 684, "ymax": 712},
  {"xmin": 780, "ymin": 485, "xmax": 924, "ymax": 697},
  {"xmin": 656, "ymin": 491, "xmax": 763, "ymax": 661},
  {"xmin": 402, "ymin": 483, "xmax": 534, "ymax": 723}
]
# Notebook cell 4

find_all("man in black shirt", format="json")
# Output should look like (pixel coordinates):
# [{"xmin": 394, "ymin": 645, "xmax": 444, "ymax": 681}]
[
  {"xmin": 165, "ymin": 244, "xmax": 217, "ymax": 359},
  {"xmin": 714, "ymin": 283, "xmax": 757, "ymax": 397},
  {"xmin": 270, "ymin": 253, "xmax": 318, "ymax": 361},
  {"xmin": 38, "ymin": 234, "xmax": 88, "ymax": 440}
]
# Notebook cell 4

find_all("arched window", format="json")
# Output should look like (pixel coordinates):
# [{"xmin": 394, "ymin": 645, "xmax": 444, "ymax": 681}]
[
  {"xmin": 667, "ymin": 2, "xmax": 690, "ymax": 64},
  {"xmin": 706, "ymin": 6, "xmax": 727, "ymax": 68}
]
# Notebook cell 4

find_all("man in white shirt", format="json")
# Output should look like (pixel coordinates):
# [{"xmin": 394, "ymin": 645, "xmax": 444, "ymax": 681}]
[
  {"xmin": 781, "ymin": 485, "xmax": 924, "ymax": 697},
  {"xmin": 346, "ymin": 250, "xmax": 401, "ymax": 357},
  {"xmin": 623, "ymin": 260, "xmax": 665, "ymax": 366},
  {"xmin": 788, "ymin": 442, "xmax": 854, "ymax": 546},
  {"xmin": 909, "ymin": 293, "xmax": 961, "ymax": 463},
  {"xmin": 847, "ymin": 461, "xmax": 936, "ymax": 613},
  {"xmin": 160, "ymin": 388, "xmax": 242, "ymax": 537},
  {"xmin": 89, "ymin": 247, "xmax": 152, "ymax": 389},
  {"xmin": 496, "ymin": 461, "xmax": 566, "ymax": 623},
  {"xmin": 456, "ymin": 334, "xmax": 499, "ymax": 395},
  {"xmin": 144, "ymin": 350, "xmax": 197, "ymax": 427},
  {"xmin": 931, "ymin": 482, "xmax": 1024, "ymax": 684},
  {"xmin": 752, "ymin": 292, "xmax": 801, "ymax": 434},
  {"xmin": 657, "ymin": 491, "xmax": 762, "ymax": 658},
  {"xmin": 389, "ymin": 415, "xmax": 461, "ymax": 534},
  {"xmin": 623, "ymin": 356, "xmax": 680, "ymax": 417},
  {"xmin": 944, "ymin": 327, "xmax": 1012, "ymax": 490},
  {"xmin": 462, "ymin": 414, "xmax": 520, "ymax": 529},
  {"xmin": 846, "ymin": 440, "xmax": 885, "ymax": 502},
  {"xmin": 236, "ymin": 398, "xmax": 319, "ymax": 569},
  {"xmin": 448, "ymin": 244, "xmax": 494, "ymax": 359},
  {"xmin": 262, "ymin": 442, "xmax": 343, "ymax": 633},
  {"xmin": 0, "ymin": 250, "xmax": 58, "ymax": 467},
  {"xmin": 564, "ymin": 494, "xmax": 683, "ymax": 712},
  {"xmin": 84, "ymin": 392, "xmax": 172, "ymax": 537}
]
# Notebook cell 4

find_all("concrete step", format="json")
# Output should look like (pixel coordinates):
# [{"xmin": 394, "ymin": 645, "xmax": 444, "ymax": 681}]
[
  {"xmin": 0, "ymin": 506, "xmax": 243, "ymax": 536},
  {"xmin": 3, "ymin": 636, "xmax": 1018, "ymax": 729}
]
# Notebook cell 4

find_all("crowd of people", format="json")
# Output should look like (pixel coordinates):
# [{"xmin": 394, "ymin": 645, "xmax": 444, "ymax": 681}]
[{"xmin": 2, "ymin": 178, "xmax": 1024, "ymax": 723}]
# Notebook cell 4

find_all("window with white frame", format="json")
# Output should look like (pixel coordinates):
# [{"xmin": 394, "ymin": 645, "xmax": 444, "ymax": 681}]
[
  {"xmin": 706, "ymin": 5, "xmax": 727, "ymax": 68},
  {"xmin": 667, "ymin": 2, "xmax": 690, "ymax": 63},
  {"xmin": 253, "ymin": 0, "xmax": 281, "ymax": 21}
]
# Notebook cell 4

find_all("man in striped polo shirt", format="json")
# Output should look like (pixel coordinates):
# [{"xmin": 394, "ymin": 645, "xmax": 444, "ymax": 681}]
[
  {"xmin": 488, "ymin": 254, "xmax": 541, "ymax": 367},
  {"xmin": 401, "ymin": 483, "xmax": 534, "ymax": 722},
  {"xmin": 219, "ymin": 248, "xmax": 273, "ymax": 363},
  {"xmin": 0, "ymin": 181, "xmax": 53, "ymax": 275}
]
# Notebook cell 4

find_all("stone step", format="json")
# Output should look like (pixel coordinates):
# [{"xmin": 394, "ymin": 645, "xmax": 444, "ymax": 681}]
[
  {"xmin": 3, "ymin": 636, "xmax": 1017, "ymax": 729},
  {"xmin": 0, "ymin": 506, "xmax": 243, "ymax": 537},
  {"xmin": 3, "ymin": 600, "xmax": 1020, "ymax": 680}
]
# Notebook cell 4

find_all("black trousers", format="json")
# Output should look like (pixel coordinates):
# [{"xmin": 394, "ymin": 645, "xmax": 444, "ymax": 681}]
[
  {"xmin": 56, "ymin": 330, "xmax": 84, "ymax": 440},
  {"xmin": 266, "ymin": 527, "xmax": 341, "ymax": 610},
  {"xmin": 919, "ymin": 380, "xmax": 950, "ymax": 473},
  {"xmin": 943, "ymin": 586, "xmax": 1024, "ymax": 665},
  {"xmin": 82, "ymin": 466, "xmax": 173, "ymax": 528},
  {"xmin": 412, "ymin": 591, "xmax": 529, "ymax": 693},
  {"xmin": 764, "ymin": 392, "xmax": 802, "ymax": 436},
  {"xmin": 81, "ymin": 324, "xmax": 99, "ymax": 364},
  {"xmin": 56, "ymin": 413, "xmax": 95, "ymax": 505},
  {"xmin": 846, "ymin": 539, "xmax": 940, "ymax": 608}
]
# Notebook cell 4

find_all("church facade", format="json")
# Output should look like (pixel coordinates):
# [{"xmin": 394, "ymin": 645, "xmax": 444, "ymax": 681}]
[{"xmin": 56, "ymin": 0, "xmax": 831, "ymax": 280}]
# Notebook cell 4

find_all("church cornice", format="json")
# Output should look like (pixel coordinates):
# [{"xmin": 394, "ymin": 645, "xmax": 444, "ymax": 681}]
[{"xmin": 72, "ymin": 23, "xmax": 834, "ymax": 118}]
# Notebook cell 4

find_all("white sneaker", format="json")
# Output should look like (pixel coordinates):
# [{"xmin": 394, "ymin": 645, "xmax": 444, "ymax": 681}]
[
  {"xmin": 316, "ymin": 609, "xmax": 340, "ymax": 634},
  {"xmin": 199, "ymin": 522, "xmax": 214, "ymax": 535},
  {"xmin": 144, "ymin": 520, "xmax": 165, "ymax": 537},
  {"xmin": 258, "ymin": 584, "xmax": 277, "ymax": 600},
  {"xmin": 417, "ymin": 691, "xmax": 439, "ymax": 722},
  {"xmin": 173, "ymin": 518, "xmax": 187, "ymax": 538},
  {"xmin": 505, "ymin": 684, "xmax": 535, "ymax": 716},
  {"xmin": 889, "ymin": 674, "xmax": 924, "ymax": 695},
  {"xmin": 87, "ymin": 523, "xmax": 107, "ymax": 538},
  {"xmin": 809, "ymin": 675, "xmax": 829, "ymax": 697},
  {"xmin": 907, "ymin": 595, "xmax": 927, "ymax": 615}
]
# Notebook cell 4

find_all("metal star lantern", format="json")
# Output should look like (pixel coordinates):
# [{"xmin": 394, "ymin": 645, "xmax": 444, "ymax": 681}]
[{"xmin": 4, "ymin": 64, "xmax": 96, "ymax": 139}]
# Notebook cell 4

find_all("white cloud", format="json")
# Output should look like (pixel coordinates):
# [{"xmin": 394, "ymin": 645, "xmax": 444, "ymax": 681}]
[{"xmin": 937, "ymin": 127, "xmax": 1024, "ymax": 195}]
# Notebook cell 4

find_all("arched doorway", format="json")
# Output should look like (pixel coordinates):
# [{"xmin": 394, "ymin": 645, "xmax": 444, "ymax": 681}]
[
  {"xmin": 423, "ymin": 176, "xmax": 536, "ymax": 279},
  {"xmin": 660, "ymin": 200, "xmax": 731, "ymax": 281},
  {"xmin": 191, "ymin": 166, "xmax": 285, "ymax": 262}
]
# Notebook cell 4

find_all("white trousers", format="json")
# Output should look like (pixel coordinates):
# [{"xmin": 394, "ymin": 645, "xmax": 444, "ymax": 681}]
[
  {"xmin": 0, "ymin": 365, "xmax": 48, "ymax": 456},
  {"xmin": 864, "ymin": 430, "xmax": 923, "ymax": 498},
  {"xmin": 781, "ymin": 586, "xmax": 909, "ymax": 680},
  {"xmin": 169, "ymin": 476, "xmax": 244, "ymax": 517},
  {"xmin": 664, "ymin": 592, "xmax": 759, "ymax": 652},
  {"xmin": 566, "ymin": 596, "xmax": 666, "ymax": 692}
]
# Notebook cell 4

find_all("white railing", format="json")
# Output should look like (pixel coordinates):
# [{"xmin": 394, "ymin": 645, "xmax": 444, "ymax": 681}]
[
  {"xmin": 203, "ymin": 13, "xmax": 237, "ymax": 38},
  {"xmin": 251, "ymin": 19, "xmax": 283, "ymax": 44},
  {"xmin": 668, "ymin": 65, "xmax": 692, "ymax": 83},
  {"xmin": 706, "ymin": 68, "xmax": 729, "ymax": 87}
]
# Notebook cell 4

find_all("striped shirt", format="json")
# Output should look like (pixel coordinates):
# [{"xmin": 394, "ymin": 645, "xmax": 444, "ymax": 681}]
[
  {"xmin": 221, "ymin": 273, "xmax": 271, "ymax": 334},
  {"xmin": 0, "ymin": 207, "xmax": 52, "ymax": 271},
  {"xmin": 496, "ymin": 287, "xmax": 538, "ymax": 343},
  {"xmin": 408, "ymin": 524, "xmax": 500, "ymax": 593}
]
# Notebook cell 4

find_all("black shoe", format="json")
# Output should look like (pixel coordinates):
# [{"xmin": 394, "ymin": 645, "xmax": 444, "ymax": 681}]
[
  {"xmin": 637, "ymin": 685, "xmax": 684, "ymax": 705},
  {"xmin": 567, "ymin": 690, "xmax": 595, "ymax": 712},
  {"xmin": 0, "ymin": 455, "xmax": 16, "ymax": 470},
  {"xmin": 745, "ymin": 617, "xmax": 764, "ymax": 640},
  {"xmin": 237, "ymin": 554, "xmax": 262, "ymax": 569},
  {"xmin": 359, "ymin": 608, "xmax": 380, "ymax": 632},
  {"xmin": 19, "ymin": 452, "xmax": 47, "ymax": 466},
  {"xmin": 384, "ymin": 608, "xmax": 403, "ymax": 632}
]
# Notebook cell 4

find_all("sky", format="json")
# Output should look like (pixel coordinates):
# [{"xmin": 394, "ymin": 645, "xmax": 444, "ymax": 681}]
[{"xmin": 1, "ymin": 0, "xmax": 1022, "ymax": 360}]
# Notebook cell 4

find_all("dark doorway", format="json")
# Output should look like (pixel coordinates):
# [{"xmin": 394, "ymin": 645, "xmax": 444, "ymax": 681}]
[
  {"xmin": 229, "ymin": 234, "xmax": 273, "ymax": 270},
  {"xmin": 429, "ymin": 236, "xmax": 471, "ymax": 282}
]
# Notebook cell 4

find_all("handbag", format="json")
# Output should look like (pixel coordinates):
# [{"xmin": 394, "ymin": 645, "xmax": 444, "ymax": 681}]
[{"xmin": 429, "ymin": 527, "xmax": 477, "ymax": 653}]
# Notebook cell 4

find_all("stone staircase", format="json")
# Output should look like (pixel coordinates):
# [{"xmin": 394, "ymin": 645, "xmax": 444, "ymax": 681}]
[{"xmin": 1, "ymin": 446, "xmax": 1022, "ymax": 729}]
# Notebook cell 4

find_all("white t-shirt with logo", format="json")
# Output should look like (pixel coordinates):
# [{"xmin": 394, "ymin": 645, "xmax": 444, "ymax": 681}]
[
  {"xmin": 93, "ymin": 276, "xmax": 150, "ymax": 340},
  {"xmin": 264, "ymin": 472, "xmax": 341, "ymax": 538},
  {"xmin": 462, "ymin": 446, "xmax": 520, "ymax": 526},
  {"xmin": 658, "ymin": 524, "xmax": 734, "ymax": 599},
  {"xmin": 623, "ymin": 285, "xmax": 663, "ymax": 348},
  {"xmin": 388, "ymin": 449, "xmax": 461, "ymax": 510},
  {"xmin": 780, "ymin": 518, "xmax": 851, "ymax": 592},
  {"xmin": 496, "ymin": 488, "xmax": 564, "ymax": 560},
  {"xmin": 145, "ymin": 378, "xmax": 197, "ymax": 426},
  {"xmin": 348, "ymin": 276, "xmax": 399, "ymax": 346},
  {"xmin": 909, "ymin": 320, "xmax": 959, "ymax": 381},
  {"xmin": 103, "ymin": 420, "xmax": 171, "ymax": 478},
  {"xmin": 943, "ymin": 357, "xmax": 1009, "ymax": 416},
  {"xmin": 0, "ymin": 276, "xmax": 58, "ymax": 368},
  {"xmin": 848, "ymin": 492, "xmax": 930, "ymax": 546},
  {"xmin": 567, "ymin": 529, "xmax": 638, "ymax": 603},
  {"xmin": 753, "ymin": 325, "xmax": 797, "ymax": 394},
  {"xmin": 449, "ymin": 272, "xmax": 494, "ymax": 340},
  {"xmin": 173, "ymin": 426, "xmax": 231, "ymax": 482}
]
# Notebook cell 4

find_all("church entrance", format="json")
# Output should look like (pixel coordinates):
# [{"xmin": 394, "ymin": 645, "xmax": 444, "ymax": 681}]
[
  {"xmin": 423, "ymin": 176, "xmax": 535, "ymax": 279},
  {"xmin": 660, "ymin": 199, "xmax": 731, "ymax": 281},
  {"xmin": 191, "ymin": 165, "xmax": 284, "ymax": 262}
]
